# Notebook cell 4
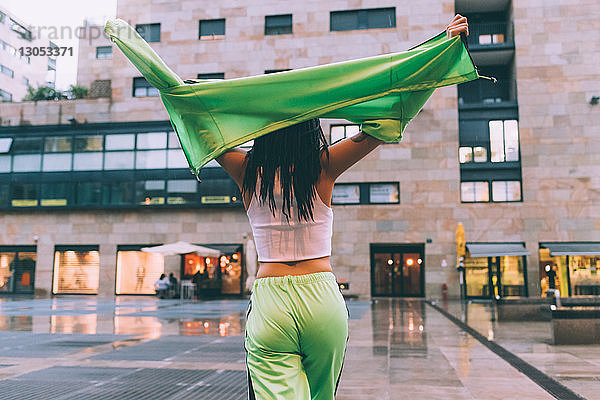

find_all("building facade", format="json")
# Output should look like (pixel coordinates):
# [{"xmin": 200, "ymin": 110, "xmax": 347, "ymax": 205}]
[
  {"xmin": 0, "ymin": 7, "xmax": 57, "ymax": 104},
  {"xmin": 0, "ymin": 0, "xmax": 598, "ymax": 299}
]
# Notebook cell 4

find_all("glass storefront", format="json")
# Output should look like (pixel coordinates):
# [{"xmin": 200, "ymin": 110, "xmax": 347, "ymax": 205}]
[
  {"xmin": 539, "ymin": 244, "xmax": 600, "ymax": 296},
  {"xmin": 116, "ymin": 246, "xmax": 164, "ymax": 295},
  {"xmin": 0, "ymin": 246, "xmax": 36, "ymax": 294},
  {"xmin": 464, "ymin": 243, "xmax": 528, "ymax": 298},
  {"xmin": 52, "ymin": 246, "xmax": 100, "ymax": 294},
  {"xmin": 182, "ymin": 244, "xmax": 243, "ymax": 296}
]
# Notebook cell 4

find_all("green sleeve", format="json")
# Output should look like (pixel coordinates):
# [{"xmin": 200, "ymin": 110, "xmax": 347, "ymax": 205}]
[{"xmin": 104, "ymin": 19, "xmax": 478, "ymax": 176}]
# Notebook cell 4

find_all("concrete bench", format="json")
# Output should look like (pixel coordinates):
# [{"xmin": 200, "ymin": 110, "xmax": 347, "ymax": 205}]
[
  {"xmin": 496, "ymin": 297, "xmax": 554, "ymax": 321},
  {"xmin": 552, "ymin": 307, "xmax": 600, "ymax": 345}
]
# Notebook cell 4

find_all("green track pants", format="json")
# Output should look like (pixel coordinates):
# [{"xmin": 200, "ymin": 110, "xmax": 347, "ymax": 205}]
[{"xmin": 245, "ymin": 271, "xmax": 349, "ymax": 399}]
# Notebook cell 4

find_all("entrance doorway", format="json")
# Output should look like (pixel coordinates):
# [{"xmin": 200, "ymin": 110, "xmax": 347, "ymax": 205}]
[
  {"xmin": 0, "ymin": 246, "xmax": 37, "ymax": 295},
  {"xmin": 371, "ymin": 244, "xmax": 425, "ymax": 297}
]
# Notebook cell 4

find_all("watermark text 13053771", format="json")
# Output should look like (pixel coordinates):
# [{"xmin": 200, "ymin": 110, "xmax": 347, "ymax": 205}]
[{"xmin": 19, "ymin": 47, "xmax": 73, "ymax": 57}]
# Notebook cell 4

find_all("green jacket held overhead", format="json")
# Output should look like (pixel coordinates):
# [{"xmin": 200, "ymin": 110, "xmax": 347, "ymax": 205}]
[{"xmin": 104, "ymin": 18, "xmax": 479, "ymax": 176}]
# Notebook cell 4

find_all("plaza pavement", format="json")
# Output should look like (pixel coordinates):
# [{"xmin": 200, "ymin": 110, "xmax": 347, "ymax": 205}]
[{"xmin": 0, "ymin": 296, "xmax": 595, "ymax": 399}]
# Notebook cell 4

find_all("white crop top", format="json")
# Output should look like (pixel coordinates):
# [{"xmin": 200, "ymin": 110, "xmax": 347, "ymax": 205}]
[{"xmin": 246, "ymin": 184, "xmax": 333, "ymax": 262}]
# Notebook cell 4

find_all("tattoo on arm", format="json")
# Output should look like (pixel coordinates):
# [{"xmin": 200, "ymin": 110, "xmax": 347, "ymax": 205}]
[{"xmin": 351, "ymin": 132, "xmax": 368, "ymax": 143}]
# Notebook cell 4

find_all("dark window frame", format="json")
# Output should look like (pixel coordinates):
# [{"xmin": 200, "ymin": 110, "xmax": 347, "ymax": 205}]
[
  {"xmin": 265, "ymin": 14, "xmax": 293, "ymax": 35},
  {"xmin": 332, "ymin": 182, "xmax": 400, "ymax": 205},
  {"xmin": 95, "ymin": 46, "xmax": 112, "ymax": 59},
  {"xmin": 199, "ymin": 18, "xmax": 226, "ymax": 39},
  {"xmin": 132, "ymin": 77, "xmax": 159, "ymax": 97},
  {"xmin": 330, "ymin": 7, "xmax": 396, "ymax": 32},
  {"xmin": 135, "ymin": 23, "xmax": 161, "ymax": 42}
]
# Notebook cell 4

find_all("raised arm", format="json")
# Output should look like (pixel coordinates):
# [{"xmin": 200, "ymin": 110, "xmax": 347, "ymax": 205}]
[
  {"xmin": 324, "ymin": 132, "xmax": 384, "ymax": 181},
  {"xmin": 215, "ymin": 148, "xmax": 247, "ymax": 190},
  {"xmin": 324, "ymin": 14, "xmax": 469, "ymax": 182}
]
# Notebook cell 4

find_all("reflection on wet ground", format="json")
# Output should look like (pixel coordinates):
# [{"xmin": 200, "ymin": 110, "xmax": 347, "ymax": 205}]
[
  {"xmin": 0, "ymin": 296, "xmax": 589, "ymax": 399},
  {"xmin": 435, "ymin": 299, "xmax": 600, "ymax": 400}
]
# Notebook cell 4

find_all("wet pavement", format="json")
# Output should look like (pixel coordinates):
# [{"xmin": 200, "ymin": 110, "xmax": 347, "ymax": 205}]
[{"xmin": 0, "ymin": 296, "xmax": 594, "ymax": 399}]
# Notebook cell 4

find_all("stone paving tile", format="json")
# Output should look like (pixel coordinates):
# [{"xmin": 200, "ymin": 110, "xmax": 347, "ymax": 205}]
[
  {"xmin": 0, "ymin": 297, "xmax": 582, "ymax": 399},
  {"xmin": 439, "ymin": 300, "xmax": 600, "ymax": 399}
]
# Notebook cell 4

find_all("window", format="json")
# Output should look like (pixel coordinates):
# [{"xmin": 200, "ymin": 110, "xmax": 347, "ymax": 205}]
[
  {"xmin": 96, "ymin": 46, "xmax": 112, "ymax": 59},
  {"xmin": 0, "ymin": 183, "xmax": 9, "ymax": 206},
  {"xmin": 0, "ymin": 138, "xmax": 12, "ymax": 153},
  {"xmin": 105, "ymin": 134, "xmax": 134, "ymax": 150},
  {"xmin": 330, "ymin": 8, "xmax": 396, "ymax": 31},
  {"xmin": 369, "ymin": 183, "xmax": 399, "ymax": 203},
  {"xmin": 12, "ymin": 137, "xmax": 42, "ymax": 153},
  {"xmin": 104, "ymin": 151, "xmax": 134, "ymax": 170},
  {"xmin": 12, "ymin": 154, "xmax": 41, "ymax": 172},
  {"xmin": 0, "ymin": 64, "xmax": 14, "ymax": 78},
  {"xmin": 459, "ymin": 146, "xmax": 487, "ymax": 163},
  {"xmin": 492, "ymin": 181, "xmax": 521, "ymax": 202},
  {"xmin": 135, "ymin": 23, "xmax": 160, "ymax": 42},
  {"xmin": 73, "ymin": 153, "xmax": 103, "ymax": 171},
  {"xmin": 461, "ymin": 181, "xmax": 489, "ymax": 203},
  {"xmin": 0, "ymin": 155, "xmax": 10, "ymax": 172},
  {"xmin": 75, "ymin": 182, "xmax": 102, "ymax": 205},
  {"xmin": 264, "ymin": 69, "xmax": 292, "ymax": 74},
  {"xmin": 168, "ymin": 131, "xmax": 181, "ymax": 148},
  {"xmin": 132, "ymin": 77, "xmax": 159, "ymax": 97},
  {"xmin": 197, "ymin": 73, "xmax": 225, "ymax": 80},
  {"xmin": 45, "ymin": 137, "xmax": 72, "ymax": 152},
  {"xmin": 52, "ymin": 246, "xmax": 100, "ymax": 294},
  {"xmin": 333, "ymin": 184, "xmax": 360, "ymax": 204},
  {"xmin": 0, "ymin": 88, "xmax": 12, "ymax": 102},
  {"xmin": 42, "ymin": 153, "xmax": 72, "ymax": 171},
  {"xmin": 265, "ymin": 14, "xmax": 293, "ymax": 35},
  {"xmin": 0, "ymin": 247, "xmax": 36, "ymax": 294},
  {"xmin": 22, "ymin": 77, "xmax": 29, "ymax": 87},
  {"xmin": 104, "ymin": 182, "xmax": 133, "ymax": 205},
  {"xmin": 167, "ymin": 179, "xmax": 198, "ymax": 204},
  {"xmin": 11, "ymin": 182, "xmax": 38, "ymax": 207},
  {"xmin": 116, "ymin": 245, "xmax": 164, "ymax": 295},
  {"xmin": 167, "ymin": 149, "xmax": 189, "ymax": 168},
  {"xmin": 74, "ymin": 135, "xmax": 103, "ymax": 152},
  {"xmin": 490, "ymin": 120, "xmax": 519, "ymax": 162},
  {"xmin": 136, "ymin": 150, "xmax": 166, "ymax": 169},
  {"xmin": 136, "ymin": 180, "xmax": 165, "ymax": 205},
  {"xmin": 41, "ymin": 183, "xmax": 68, "ymax": 206},
  {"xmin": 330, "ymin": 124, "xmax": 360, "ymax": 144},
  {"xmin": 332, "ymin": 182, "xmax": 399, "ymax": 205},
  {"xmin": 199, "ymin": 178, "xmax": 240, "ymax": 204},
  {"xmin": 10, "ymin": 18, "xmax": 32, "ymax": 40},
  {"xmin": 199, "ymin": 19, "xmax": 225, "ymax": 39},
  {"xmin": 137, "ymin": 132, "xmax": 167, "ymax": 149}
]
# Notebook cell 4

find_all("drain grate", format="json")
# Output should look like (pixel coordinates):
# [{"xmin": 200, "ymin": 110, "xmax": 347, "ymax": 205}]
[
  {"xmin": 0, "ymin": 380, "xmax": 83, "ymax": 400},
  {"xmin": 1, "ymin": 366, "xmax": 247, "ymax": 400}
]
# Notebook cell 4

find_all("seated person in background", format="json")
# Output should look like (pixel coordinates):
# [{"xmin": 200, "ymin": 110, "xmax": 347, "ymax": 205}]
[{"xmin": 154, "ymin": 273, "xmax": 170, "ymax": 299}]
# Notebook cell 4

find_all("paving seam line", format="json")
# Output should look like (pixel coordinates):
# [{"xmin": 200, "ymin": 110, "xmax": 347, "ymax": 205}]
[{"xmin": 425, "ymin": 300, "xmax": 587, "ymax": 400}]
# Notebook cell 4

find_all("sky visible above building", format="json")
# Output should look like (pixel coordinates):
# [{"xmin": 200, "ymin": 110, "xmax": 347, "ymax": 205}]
[{"xmin": 2, "ymin": 0, "xmax": 117, "ymax": 91}]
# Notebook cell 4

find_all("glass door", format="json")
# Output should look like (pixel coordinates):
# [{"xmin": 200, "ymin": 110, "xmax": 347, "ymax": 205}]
[{"xmin": 371, "ymin": 244, "xmax": 424, "ymax": 297}]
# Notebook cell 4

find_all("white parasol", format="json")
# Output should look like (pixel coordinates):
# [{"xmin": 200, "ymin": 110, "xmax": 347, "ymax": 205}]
[{"xmin": 141, "ymin": 241, "xmax": 221, "ymax": 257}]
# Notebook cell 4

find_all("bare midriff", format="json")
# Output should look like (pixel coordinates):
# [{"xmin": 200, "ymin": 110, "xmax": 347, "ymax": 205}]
[{"xmin": 255, "ymin": 255, "xmax": 332, "ymax": 278}]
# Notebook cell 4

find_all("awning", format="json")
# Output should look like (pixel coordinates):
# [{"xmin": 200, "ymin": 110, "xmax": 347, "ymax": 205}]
[
  {"xmin": 466, "ymin": 243, "xmax": 530, "ymax": 258},
  {"xmin": 540, "ymin": 242, "xmax": 600, "ymax": 256}
]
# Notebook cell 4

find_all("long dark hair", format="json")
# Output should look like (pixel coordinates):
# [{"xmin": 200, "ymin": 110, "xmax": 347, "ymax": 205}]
[{"xmin": 242, "ymin": 118, "xmax": 329, "ymax": 222}]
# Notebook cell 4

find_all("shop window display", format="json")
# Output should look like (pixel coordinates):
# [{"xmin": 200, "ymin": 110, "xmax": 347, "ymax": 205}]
[
  {"xmin": 116, "ymin": 249, "xmax": 164, "ymax": 295},
  {"xmin": 0, "ymin": 249, "xmax": 36, "ymax": 294},
  {"xmin": 53, "ymin": 248, "xmax": 100, "ymax": 294},
  {"xmin": 539, "ymin": 248, "xmax": 600, "ymax": 296}
]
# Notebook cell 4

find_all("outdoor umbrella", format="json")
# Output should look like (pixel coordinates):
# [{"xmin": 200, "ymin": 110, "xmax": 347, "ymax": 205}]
[
  {"xmin": 141, "ymin": 241, "xmax": 221, "ymax": 257},
  {"xmin": 104, "ymin": 18, "xmax": 479, "ymax": 177}
]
